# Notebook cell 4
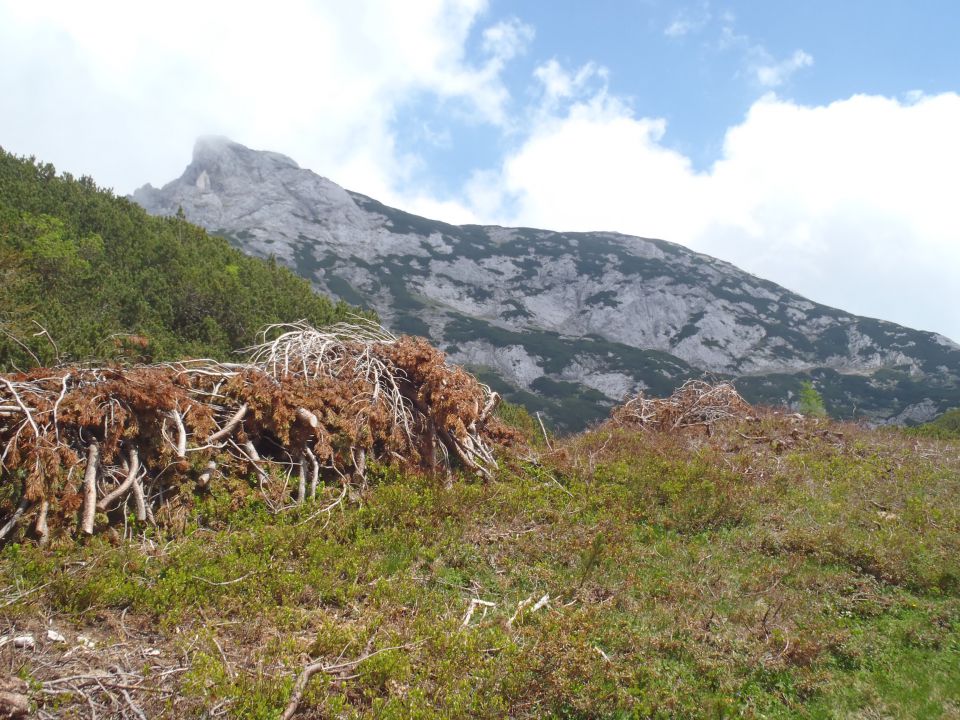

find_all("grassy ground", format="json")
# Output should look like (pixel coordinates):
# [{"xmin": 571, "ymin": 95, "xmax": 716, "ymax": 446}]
[{"xmin": 2, "ymin": 414, "xmax": 959, "ymax": 718}]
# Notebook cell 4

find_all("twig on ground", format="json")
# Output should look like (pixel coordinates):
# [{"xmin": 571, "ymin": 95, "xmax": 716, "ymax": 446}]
[
  {"xmin": 461, "ymin": 598, "xmax": 496, "ymax": 627},
  {"xmin": 280, "ymin": 643, "xmax": 415, "ymax": 720}
]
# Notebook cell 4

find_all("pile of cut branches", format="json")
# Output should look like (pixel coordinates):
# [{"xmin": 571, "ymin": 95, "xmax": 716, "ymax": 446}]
[
  {"xmin": 0, "ymin": 321, "xmax": 511, "ymax": 543},
  {"xmin": 611, "ymin": 380, "xmax": 755, "ymax": 432}
]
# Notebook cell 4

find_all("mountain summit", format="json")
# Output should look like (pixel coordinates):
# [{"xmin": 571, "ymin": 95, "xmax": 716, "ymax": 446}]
[{"xmin": 133, "ymin": 139, "xmax": 960, "ymax": 428}]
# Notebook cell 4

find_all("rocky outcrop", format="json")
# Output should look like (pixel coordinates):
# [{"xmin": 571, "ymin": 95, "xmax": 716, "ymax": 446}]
[{"xmin": 133, "ymin": 138, "xmax": 960, "ymax": 428}]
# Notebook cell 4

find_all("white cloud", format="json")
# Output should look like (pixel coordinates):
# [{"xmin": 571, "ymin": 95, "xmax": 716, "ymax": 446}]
[
  {"xmin": 717, "ymin": 11, "xmax": 748, "ymax": 50},
  {"xmin": 533, "ymin": 59, "xmax": 606, "ymax": 106},
  {"xmin": 0, "ymin": 0, "xmax": 519, "ymax": 205},
  {"xmin": 481, "ymin": 17, "xmax": 534, "ymax": 63},
  {"xmin": 753, "ymin": 49, "xmax": 814, "ymax": 87},
  {"xmin": 664, "ymin": 3, "xmax": 712, "ymax": 38},
  {"xmin": 465, "ymin": 73, "xmax": 960, "ymax": 341},
  {"xmin": 664, "ymin": 19, "xmax": 692, "ymax": 38},
  {"xmin": 711, "ymin": 13, "xmax": 812, "ymax": 89}
]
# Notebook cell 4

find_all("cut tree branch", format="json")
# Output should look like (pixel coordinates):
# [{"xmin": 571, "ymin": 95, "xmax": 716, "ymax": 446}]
[
  {"xmin": 170, "ymin": 408, "xmax": 187, "ymax": 458},
  {"xmin": 207, "ymin": 403, "xmax": 248, "ymax": 443},
  {"xmin": 0, "ymin": 497, "xmax": 30, "ymax": 542},
  {"xmin": 98, "ymin": 447, "xmax": 140, "ymax": 510},
  {"xmin": 81, "ymin": 442, "xmax": 100, "ymax": 535}
]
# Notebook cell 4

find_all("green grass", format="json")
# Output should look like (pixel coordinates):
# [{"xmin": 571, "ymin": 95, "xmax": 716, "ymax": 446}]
[{"xmin": 2, "ymin": 420, "xmax": 959, "ymax": 718}]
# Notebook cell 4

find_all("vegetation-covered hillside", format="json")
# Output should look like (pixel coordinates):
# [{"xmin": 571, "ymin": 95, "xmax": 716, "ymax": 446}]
[
  {"xmin": 911, "ymin": 408, "xmax": 960, "ymax": 440},
  {"xmin": 1, "ymin": 148, "xmax": 958, "ymax": 719},
  {"xmin": 1, "ymin": 394, "xmax": 958, "ymax": 718},
  {"xmin": 0, "ymin": 148, "xmax": 364, "ymax": 370}
]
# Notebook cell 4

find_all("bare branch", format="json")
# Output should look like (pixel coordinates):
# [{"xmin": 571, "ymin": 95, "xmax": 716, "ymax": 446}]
[
  {"xmin": 0, "ymin": 497, "xmax": 30, "ymax": 542},
  {"xmin": 207, "ymin": 403, "xmax": 248, "ymax": 443},
  {"xmin": 170, "ymin": 408, "xmax": 187, "ymax": 458},
  {"xmin": 81, "ymin": 442, "xmax": 100, "ymax": 535},
  {"xmin": 35, "ymin": 498, "xmax": 49, "ymax": 545},
  {"xmin": 1, "ymin": 378, "xmax": 38, "ymax": 437},
  {"xmin": 98, "ymin": 447, "xmax": 140, "ymax": 510},
  {"xmin": 280, "ymin": 643, "xmax": 413, "ymax": 720}
]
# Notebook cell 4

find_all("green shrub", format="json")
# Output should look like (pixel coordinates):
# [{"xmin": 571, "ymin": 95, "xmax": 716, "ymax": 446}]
[
  {"xmin": 0, "ymin": 148, "xmax": 371, "ymax": 369},
  {"xmin": 910, "ymin": 408, "xmax": 960, "ymax": 439},
  {"xmin": 798, "ymin": 380, "xmax": 828, "ymax": 417}
]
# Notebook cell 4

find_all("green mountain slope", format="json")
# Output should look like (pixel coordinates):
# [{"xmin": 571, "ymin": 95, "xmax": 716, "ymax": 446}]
[{"xmin": 0, "ymin": 148, "xmax": 365, "ymax": 370}]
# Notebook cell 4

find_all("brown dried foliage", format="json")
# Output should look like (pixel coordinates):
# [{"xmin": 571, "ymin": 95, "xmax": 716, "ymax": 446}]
[
  {"xmin": 611, "ymin": 380, "xmax": 756, "ymax": 433},
  {"xmin": 607, "ymin": 380, "xmax": 850, "ymax": 454},
  {"xmin": 0, "ymin": 322, "xmax": 513, "ymax": 542}
]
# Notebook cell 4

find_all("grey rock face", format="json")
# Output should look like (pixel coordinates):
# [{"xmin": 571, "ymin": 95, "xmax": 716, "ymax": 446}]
[
  {"xmin": 132, "ymin": 138, "xmax": 960, "ymax": 428},
  {"xmin": 880, "ymin": 399, "xmax": 941, "ymax": 426}
]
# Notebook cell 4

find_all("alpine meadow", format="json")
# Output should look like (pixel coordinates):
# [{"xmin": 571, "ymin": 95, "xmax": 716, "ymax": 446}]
[
  {"xmin": 2, "ymin": 3, "xmax": 960, "ymax": 718},
  {"xmin": 1, "ymin": 142, "xmax": 958, "ymax": 720}
]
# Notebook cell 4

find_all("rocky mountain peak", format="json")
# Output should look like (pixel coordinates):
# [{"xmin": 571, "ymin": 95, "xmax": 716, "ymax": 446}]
[
  {"xmin": 131, "ymin": 138, "xmax": 960, "ymax": 429},
  {"xmin": 190, "ymin": 135, "xmax": 300, "ymax": 180},
  {"xmin": 133, "ymin": 138, "xmax": 361, "ymax": 233}
]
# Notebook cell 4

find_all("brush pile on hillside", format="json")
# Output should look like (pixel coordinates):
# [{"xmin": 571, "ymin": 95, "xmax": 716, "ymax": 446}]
[
  {"xmin": 0, "ymin": 321, "xmax": 510, "ymax": 543},
  {"xmin": 611, "ymin": 379, "xmax": 755, "ymax": 432},
  {"xmin": 607, "ymin": 380, "xmax": 853, "ymax": 462}
]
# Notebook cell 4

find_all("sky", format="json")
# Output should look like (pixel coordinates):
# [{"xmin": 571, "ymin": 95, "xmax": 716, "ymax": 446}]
[{"xmin": 1, "ymin": 0, "xmax": 958, "ymax": 342}]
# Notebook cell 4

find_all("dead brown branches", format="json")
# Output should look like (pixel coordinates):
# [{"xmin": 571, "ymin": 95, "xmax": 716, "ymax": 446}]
[
  {"xmin": 611, "ymin": 380, "xmax": 755, "ymax": 432},
  {"xmin": 0, "ymin": 322, "xmax": 513, "ymax": 542}
]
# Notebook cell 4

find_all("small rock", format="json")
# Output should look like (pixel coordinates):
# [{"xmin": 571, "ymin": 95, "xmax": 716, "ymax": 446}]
[
  {"xmin": 46, "ymin": 629, "xmax": 67, "ymax": 643},
  {"xmin": 143, "ymin": 647, "xmax": 161, "ymax": 657},
  {"xmin": 12, "ymin": 635, "xmax": 35, "ymax": 650}
]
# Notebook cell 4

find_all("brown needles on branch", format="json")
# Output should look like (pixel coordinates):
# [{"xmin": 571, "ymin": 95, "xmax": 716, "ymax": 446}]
[
  {"xmin": 611, "ymin": 380, "xmax": 754, "ymax": 432},
  {"xmin": 0, "ymin": 320, "xmax": 511, "ymax": 543}
]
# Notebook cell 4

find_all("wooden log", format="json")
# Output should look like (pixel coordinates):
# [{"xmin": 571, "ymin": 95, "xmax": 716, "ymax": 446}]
[
  {"xmin": 353, "ymin": 447, "xmax": 367, "ymax": 480},
  {"xmin": 0, "ymin": 675, "xmax": 30, "ymax": 719},
  {"xmin": 423, "ymin": 421, "xmax": 437, "ymax": 472},
  {"xmin": 81, "ymin": 442, "xmax": 100, "ymax": 535},
  {"xmin": 298, "ymin": 452, "xmax": 308, "ymax": 503},
  {"xmin": 131, "ymin": 475, "xmax": 147, "ymax": 522},
  {"xmin": 243, "ymin": 440, "xmax": 261, "ymax": 462},
  {"xmin": 478, "ymin": 391, "xmax": 501, "ymax": 423},
  {"xmin": 304, "ymin": 446, "xmax": 319, "ymax": 499},
  {"xmin": 198, "ymin": 460, "xmax": 217, "ymax": 487},
  {"xmin": 240, "ymin": 441, "xmax": 269, "ymax": 482},
  {"xmin": 35, "ymin": 499, "xmax": 49, "ymax": 546},
  {"xmin": 170, "ymin": 408, "xmax": 187, "ymax": 458},
  {"xmin": 296, "ymin": 407, "xmax": 319, "ymax": 430}
]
